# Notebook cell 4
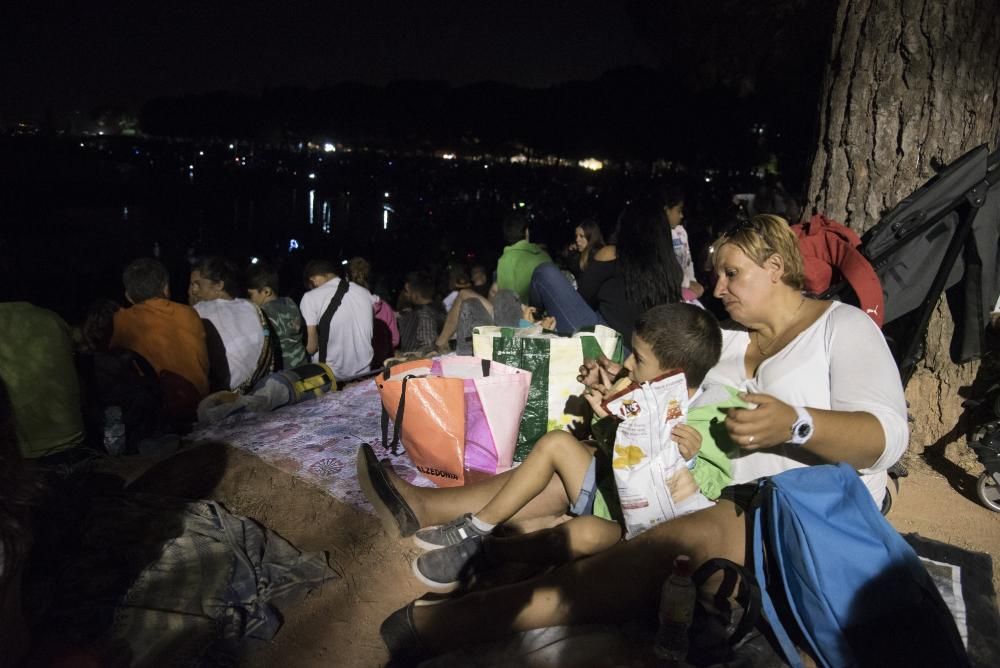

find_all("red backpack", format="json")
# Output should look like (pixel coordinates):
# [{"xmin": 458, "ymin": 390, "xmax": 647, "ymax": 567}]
[{"xmin": 791, "ymin": 214, "xmax": 885, "ymax": 327}]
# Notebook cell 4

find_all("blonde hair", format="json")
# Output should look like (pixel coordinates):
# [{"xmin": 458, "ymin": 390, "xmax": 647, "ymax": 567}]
[
  {"xmin": 711, "ymin": 214, "xmax": 805, "ymax": 290},
  {"xmin": 347, "ymin": 257, "xmax": 371, "ymax": 288}
]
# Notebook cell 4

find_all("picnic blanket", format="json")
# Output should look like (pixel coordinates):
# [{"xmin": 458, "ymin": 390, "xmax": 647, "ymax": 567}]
[{"xmin": 189, "ymin": 379, "xmax": 435, "ymax": 513}]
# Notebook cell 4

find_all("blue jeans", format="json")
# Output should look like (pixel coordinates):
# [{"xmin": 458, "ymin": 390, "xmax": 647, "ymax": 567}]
[{"xmin": 530, "ymin": 263, "xmax": 603, "ymax": 336}]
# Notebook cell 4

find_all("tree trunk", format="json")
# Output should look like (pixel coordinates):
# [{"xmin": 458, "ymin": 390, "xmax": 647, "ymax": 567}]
[{"xmin": 806, "ymin": 0, "xmax": 1000, "ymax": 455}]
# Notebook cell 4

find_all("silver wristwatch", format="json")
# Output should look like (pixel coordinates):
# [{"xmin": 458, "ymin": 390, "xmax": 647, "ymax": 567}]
[{"xmin": 788, "ymin": 406, "xmax": 814, "ymax": 446}]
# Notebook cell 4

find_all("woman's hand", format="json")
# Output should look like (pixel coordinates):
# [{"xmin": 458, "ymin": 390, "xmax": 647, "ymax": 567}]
[
  {"xmin": 671, "ymin": 423, "xmax": 702, "ymax": 460},
  {"xmin": 725, "ymin": 392, "xmax": 798, "ymax": 449}
]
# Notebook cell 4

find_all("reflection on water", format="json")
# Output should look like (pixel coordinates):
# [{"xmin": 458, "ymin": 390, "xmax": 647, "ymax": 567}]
[{"xmin": 307, "ymin": 189, "xmax": 315, "ymax": 226}]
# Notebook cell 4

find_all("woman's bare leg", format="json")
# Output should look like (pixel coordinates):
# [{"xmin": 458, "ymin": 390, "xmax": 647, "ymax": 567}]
[{"xmin": 409, "ymin": 500, "xmax": 747, "ymax": 654}]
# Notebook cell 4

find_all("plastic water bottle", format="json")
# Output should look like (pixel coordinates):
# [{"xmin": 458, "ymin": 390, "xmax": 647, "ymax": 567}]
[
  {"xmin": 654, "ymin": 555, "xmax": 696, "ymax": 665},
  {"xmin": 103, "ymin": 406, "xmax": 126, "ymax": 455}
]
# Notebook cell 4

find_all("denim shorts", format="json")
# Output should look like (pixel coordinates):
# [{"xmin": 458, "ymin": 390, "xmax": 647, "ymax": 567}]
[{"xmin": 568, "ymin": 455, "xmax": 599, "ymax": 516}]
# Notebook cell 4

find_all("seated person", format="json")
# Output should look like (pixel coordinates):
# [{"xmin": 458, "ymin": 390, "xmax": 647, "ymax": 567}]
[
  {"xmin": 442, "ymin": 265, "xmax": 472, "ymax": 313},
  {"xmin": 397, "ymin": 271, "xmax": 446, "ymax": 354},
  {"xmin": 360, "ymin": 303, "xmax": 730, "ymax": 592},
  {"xmin": 496, "ymin": 212, "xmax": 552, "ymax": 304},
  {"xmin": 246, "ymin": 262, "xmax": 308, "ymax": 370},
  {"xmin": 300, "ymin": 259, "xmax": 374, "ymax": 381},
  {"xmin": 372, "ymin": 215, "xmax": 908, "ymax": 663},
  {"xmin": 189, "ymin": 256, "xmax": 275, "ymax": 393},
  {"xmin": 469, "ymin": 264, "xmax": 492, "ymax": 298},
  {"xmin": 0, "ymin": 301, "xmax": 84, "ymax": 459},
  {"xmin": 111, "ymin": 258, "xmax": 210, "ymax": 407}
]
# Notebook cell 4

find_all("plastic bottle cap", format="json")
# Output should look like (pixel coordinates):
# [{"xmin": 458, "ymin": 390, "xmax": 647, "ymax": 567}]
[{"xmin": 672, "ymin": 555, "xmax": 693, "ymax": 578}]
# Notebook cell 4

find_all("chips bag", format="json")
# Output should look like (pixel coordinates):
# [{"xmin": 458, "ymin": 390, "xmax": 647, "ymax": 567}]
[{"xmin": 601, "ymin": 370, "xmax": 713, "ymax": 539}]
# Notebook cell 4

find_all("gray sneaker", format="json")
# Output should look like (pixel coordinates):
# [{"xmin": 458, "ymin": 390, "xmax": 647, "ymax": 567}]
[
  {"xmin": 412, "ymin": 534, "xmax": 485, "ymax": 591},
  {"xmin": 412, "ymin": 513, "xmax": 490, "ymax": 551}
]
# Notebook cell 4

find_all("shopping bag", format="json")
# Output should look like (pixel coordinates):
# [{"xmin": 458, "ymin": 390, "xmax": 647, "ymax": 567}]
[
  {"xmin": 472, "ymin": 324, "xmax": 624, "ymax": 461},
  {"xmin": 375, "ymin": 357, "xmax": 531, "ymax": 487},
  {"xmin": 599, "ymin": 370, "xmax": 713, "ymax": 539}
]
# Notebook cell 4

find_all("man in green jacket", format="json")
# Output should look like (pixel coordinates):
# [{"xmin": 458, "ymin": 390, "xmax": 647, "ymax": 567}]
[{"xmin": 496, "ymin": 212, "xmax": 552, "ymax": 304}]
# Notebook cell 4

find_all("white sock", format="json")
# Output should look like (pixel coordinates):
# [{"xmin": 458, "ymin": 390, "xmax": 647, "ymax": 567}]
[{"xmin": 469, "ymin": 514, "xmax": 496, "ymax": 534}]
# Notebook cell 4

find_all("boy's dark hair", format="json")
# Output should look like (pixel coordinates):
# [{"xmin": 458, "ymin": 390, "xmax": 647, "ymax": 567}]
[
  {"xmin": 123, "ymin": 258, "xmax": 169, "ymax": 303},
  {"xmin": 405, "ymin": 270, "xmax": 435, "ymax": 301},
  {"xmin": 192, "ymin": 256, "xmax": 241, "ymax": 298},
  {"xmin": 502, "ymin": 212, "xmax": 529, "ymax": 245},
  {"xmin": 246, "ymin": 262, "xmax": 280, "ymax": 294},
  {"xmin": 634, "ymin": 303, "xmax": 722, "ymax": 387},
  {"xmin": 303, "ymin": 259, "xmax": 338, "ymax": 283}
]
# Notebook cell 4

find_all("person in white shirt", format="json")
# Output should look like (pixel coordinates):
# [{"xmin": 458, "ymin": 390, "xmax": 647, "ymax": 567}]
[
  {"xmin": 659, "ymin": 184, "xmax": 705, "ymax": 303},
  {"xmin": 189, "ymin": 257, "xmax": 273, "ymax": 393},
  {"xmin": 300, "ymin": 259, "xmax": 374, "ymax": 381}
]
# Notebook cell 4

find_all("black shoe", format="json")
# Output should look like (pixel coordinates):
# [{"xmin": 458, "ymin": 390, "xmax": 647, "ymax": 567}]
[
  {"xmin": 380, "ymin": 603, "xmax": 427, "ymax": 664},
  {"xmin": 356, "ymin": 443, "xmax": 421, "ymax": 538}
]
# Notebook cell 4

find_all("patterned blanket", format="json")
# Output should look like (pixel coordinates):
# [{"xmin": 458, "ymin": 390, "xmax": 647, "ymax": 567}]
[{"xmin": 189, "ymin": 379, "xmax": 434, "ymax": 514}]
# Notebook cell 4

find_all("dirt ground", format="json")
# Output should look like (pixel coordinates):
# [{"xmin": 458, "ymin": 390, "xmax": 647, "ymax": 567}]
[{"xmin": 108, "ymin": 439, "xmax": 983, "ymax": 668}]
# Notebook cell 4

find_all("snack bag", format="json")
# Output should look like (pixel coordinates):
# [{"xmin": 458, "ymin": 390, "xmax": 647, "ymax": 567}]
[{"xmin": 601, "ymin": 370, "xmax": 713, "ymax": 539}]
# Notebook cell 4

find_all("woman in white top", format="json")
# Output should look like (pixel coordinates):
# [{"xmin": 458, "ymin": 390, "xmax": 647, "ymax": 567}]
[
  {"xmin": 707, "ymin": 214, "xmax": 908, "ymax": 507},
  {"xmin": 376, "ymin": 215, "xmax": 910, "ymax": 662}
]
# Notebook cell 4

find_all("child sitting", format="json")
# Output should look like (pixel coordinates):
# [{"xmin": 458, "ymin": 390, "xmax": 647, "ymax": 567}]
[
  {"xmin": 245, "ymin": 263, "xmax": 308, "ymax": 370},
  {"xmin": 399, "ymin": 303, "xmax": 737, "ymax": 590}
]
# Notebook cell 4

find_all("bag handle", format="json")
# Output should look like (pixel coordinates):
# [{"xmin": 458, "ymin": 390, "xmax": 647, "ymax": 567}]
[
  {"xmin": 691, "ymin": 558, "xmax": 762, "ymax": 649},
  {"xmin": 381, "ymin": 374, "xmax": 417, "ymax": 456},
  {"xmin": 481, "ymin": 358, "xmax": 490, "ymax": 377},
  {"xmin": 317, "ymin": 278, "xmax": 350, "ymax": 364}
]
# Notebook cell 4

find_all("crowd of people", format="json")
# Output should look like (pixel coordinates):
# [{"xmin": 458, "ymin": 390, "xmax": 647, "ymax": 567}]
[{"xmin": 0, "ymin": 182, "xmax": 917, "ymax": 665}]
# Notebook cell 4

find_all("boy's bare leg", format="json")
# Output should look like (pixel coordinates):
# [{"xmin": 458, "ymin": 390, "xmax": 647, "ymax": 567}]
[
  {"xmin": 383, "ymin": 463, "xmax": 571, "ymax": 528},
  {"xmin": 410, "ymin": 499, "xmax": 746, "ymax": 654},
  {"xmin": 487, "ymin": 515, "xmax": 623, "ymax": 565}
]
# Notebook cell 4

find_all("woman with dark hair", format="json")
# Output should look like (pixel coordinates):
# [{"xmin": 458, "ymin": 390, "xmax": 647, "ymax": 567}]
[
  {"xmin": 531, "ymin": 197, "xmax": 684, "ymax": 345},
  {"xmin": 570, "ymin": 219, "xmax": 605, "ymax": 275}
]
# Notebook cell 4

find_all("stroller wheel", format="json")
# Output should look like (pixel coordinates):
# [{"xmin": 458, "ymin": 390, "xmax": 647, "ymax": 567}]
[{"xmin": 976, "ymin": 472, "xmax": 1000, "ymax": 513}]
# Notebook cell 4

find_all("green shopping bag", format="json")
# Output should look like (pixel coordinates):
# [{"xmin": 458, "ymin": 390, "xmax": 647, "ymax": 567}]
[{"xmin": 472, "ymin": 324, "xmax": 624, "ymax": 461}]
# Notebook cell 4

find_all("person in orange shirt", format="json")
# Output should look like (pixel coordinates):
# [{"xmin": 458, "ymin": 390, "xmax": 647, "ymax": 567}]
[{"xmin": 111, "ymin": 258, "xmax": 210, "ymax": 421}]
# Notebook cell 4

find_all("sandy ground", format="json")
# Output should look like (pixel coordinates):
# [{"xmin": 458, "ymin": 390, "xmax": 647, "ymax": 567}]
[{"xmin": 118, "ymin": 439, "xmax": 993, "ymax": 668}]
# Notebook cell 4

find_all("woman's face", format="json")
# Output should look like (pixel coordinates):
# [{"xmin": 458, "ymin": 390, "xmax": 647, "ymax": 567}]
[
  {"xmin": 665, "ymin": 203, "xmax": 685, "ymax": 228},
  {"xmin": 188, "ymin": 270, "xmax": 225, "ymax": 305},
  {"xmin": 712, "ymin": 243, "xmax": 778, "ymax": 324},
  {"xmin": 574, "ymin": 227, "xmax": 588, "ymax": 252}
]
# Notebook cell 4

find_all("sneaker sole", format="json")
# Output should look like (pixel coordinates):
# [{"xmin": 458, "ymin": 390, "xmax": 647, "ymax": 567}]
[
  {"xmin": 411, "ymin": 556, "xmax": 461, "ymax": 593},
  {"xmin": 356, "ymin": 444, "xmax": 419, "ymax": 538}
]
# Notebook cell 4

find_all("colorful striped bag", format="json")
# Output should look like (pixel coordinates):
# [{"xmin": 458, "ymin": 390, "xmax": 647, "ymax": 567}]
[
  {"xmin": 376, "ymin": 356, "xmax": 532, "ymax": 487},
  {"xmin": 472, "ymin": 325, "xmax": 624, "ymax": 461}
]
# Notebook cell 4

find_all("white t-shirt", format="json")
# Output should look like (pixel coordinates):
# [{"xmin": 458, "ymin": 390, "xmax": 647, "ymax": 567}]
[
  {"xmin": 300, "ymin": 277, "xmax": 374, "ymax": 380},
  {"xmin": 194, "ymin": 298, "xmax": 265, "ymax": 391},
  {"xmin": 704, "ymin": 301, "xmax": 908, "ymax": 506}
]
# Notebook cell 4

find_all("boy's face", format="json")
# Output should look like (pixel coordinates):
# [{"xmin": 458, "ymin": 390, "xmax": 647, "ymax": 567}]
[{"xmin": 624, "ymin": 333, "xmax": 671, "ymax": 384}]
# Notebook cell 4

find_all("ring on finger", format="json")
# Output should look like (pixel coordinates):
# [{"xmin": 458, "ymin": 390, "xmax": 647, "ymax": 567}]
[{"xmin": 748, "ymin": 435, "xmax": 755, "ymax": 444}]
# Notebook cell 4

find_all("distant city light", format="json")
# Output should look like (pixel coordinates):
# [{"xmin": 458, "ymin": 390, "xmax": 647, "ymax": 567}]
[
  {"xmin": 250, "ymin": 256, "xmax": 259, "ymax": 265},
  {"xmin": 97, "ymin": 131, "xmax": 104, "ymax": 136},
  {"xmin": 441, "ymin": 153, "xmax": 456, "ymax": 160},
  {"xmin": 228, "ymin": 143, "xmax": 235, "ymax": 150},
  {"xmin": 188, "ymin": 164, "xmax": 194, "ymax": 170},
  {"xmin": 198, "ymin": 150, "xmax": 204, "ymax": 156},
  {"xmin": 308, "ymin": 172, "xmax": 316, "ymax": 179},
  {"xmin": 341, "ymin": 259, "xmax": 349, "ymax": 265},
  {"xmin": 288, "ymin": 239, "xmax": 299, "ymax": 251},
  {"xmin": 518, "ymin": 202, "xmax": 526, "ymax": 208},
  {"xmin": 578, "ymin": 158, "xmax": 603, "ymax": 171},
  {"xmin": 704, "ymin": 176, "xmax": 712, "ymax": 183},
  {"xmin": 510, "ymin": 154, "xmax": 528, "ymax": 164},
  {"xmin": 384, "ymin": 191, "xmax": 390, "ymax": 198},
  {"xmin": 383, "ymin": 209, "xmax": 389, "ymax": 230},
  {"xmin": 323, "ymin": 143, "xmax": 336, "ymax": 153},
  {"xmin": 79, "ymin": 142, "xmax": 85, "ymax": 147}
]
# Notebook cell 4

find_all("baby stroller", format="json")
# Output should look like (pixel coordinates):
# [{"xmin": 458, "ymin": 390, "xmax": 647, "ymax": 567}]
[{"xmin": 821, "ymin": 143, "xmax": 1000, "ymax": 512}]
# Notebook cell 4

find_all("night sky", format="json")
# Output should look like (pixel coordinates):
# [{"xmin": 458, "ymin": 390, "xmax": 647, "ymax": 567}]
[{"xmin": 2, "ymin": 1, "xmax": 658, "ymax": 121}]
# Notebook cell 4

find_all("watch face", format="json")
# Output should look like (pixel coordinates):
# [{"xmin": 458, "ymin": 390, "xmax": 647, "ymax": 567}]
[{"xmin": 796, "ymin": 423, "xmax": 812, "ymax": 439}]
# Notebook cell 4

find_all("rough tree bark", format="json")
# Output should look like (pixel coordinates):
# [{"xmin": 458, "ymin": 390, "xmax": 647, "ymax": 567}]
[{"xmin": 806, "ymin": 0, "xmax": 1000, "ymax": 456}]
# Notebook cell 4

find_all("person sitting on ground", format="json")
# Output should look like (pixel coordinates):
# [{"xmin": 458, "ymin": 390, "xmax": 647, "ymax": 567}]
[
  {"xmin": 189, "ymin": 256, "xmax": 276, "ymax": 394},
  {"xmin": 0, "ymin": 301, "xmax": 85, "ymax": 461},
  {"xmin": 433, "ymin": 287, "xmax": 554, "ymax": 355},
  {"xmin": 246, "ymin": 262, "xmax": 308, "ymax": 370},
  {"xmin": 397, "ymin": 270, "xmax": 447, "ymax": 354},
  {"xmin": 568, "ymin": 218, "xmax": 605, "ymax": 278},
  {"xmin": 110, "ymin": 258, "xmax": 210, "ymax": 415},
  {"xmin": 373, "ymin": 214, "xmax": 909, "ymax": 664},
  {"xmin": 349, "ymin": 256, "xmax": 399, "ymax": 368},
  {"xmin": 442, "ymin": 265, "xmax": 472, "ymax": 313},
  {"xmin": 300, "ymin": 259, "xmax": 374, "ymax": 381},
  {"xmin": 658, "ymin": 184, "xmax": 705, "ymax": 303},
  {"xmin": 496, "ymin": 211, "xmax": 552, "ymax": 304},
  {"xmin": 360, "ymin": 303, "xmax": 733, "ymax": 593},
  {"xmin": 469, "ymin": 264, "xmax": 492, "ymax": 298},
  {"xmin": 530, "ymin": 196, "xmax": 685, "ymax": 344}
]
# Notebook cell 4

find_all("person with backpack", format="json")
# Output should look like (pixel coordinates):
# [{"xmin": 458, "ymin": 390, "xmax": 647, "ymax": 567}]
[{"xmin": 378, "ymin": 215, "xmax": 925, "ymax": 666}]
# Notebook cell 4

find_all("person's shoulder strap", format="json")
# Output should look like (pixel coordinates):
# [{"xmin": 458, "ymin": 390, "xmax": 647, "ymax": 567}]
[{"xmin": 317, "ymin": 279, "xmax": 350, "ymax": 364}]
